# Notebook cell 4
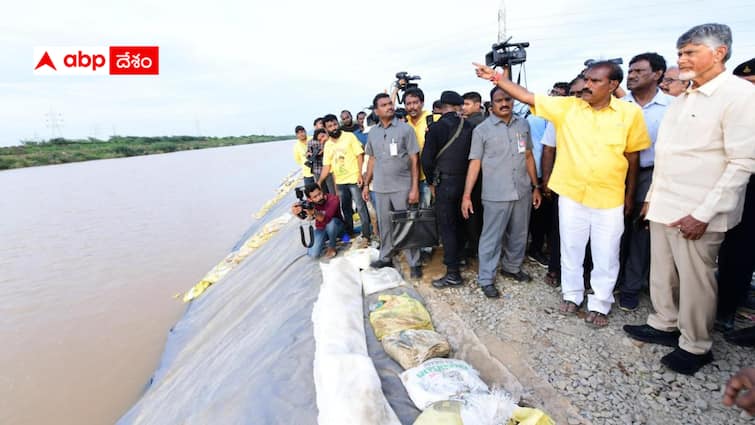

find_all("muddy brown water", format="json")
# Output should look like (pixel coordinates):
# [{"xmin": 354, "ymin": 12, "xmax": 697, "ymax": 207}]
[{"xmin": 0, "ymin": 141, "xmax": 296, "ymax": 425}]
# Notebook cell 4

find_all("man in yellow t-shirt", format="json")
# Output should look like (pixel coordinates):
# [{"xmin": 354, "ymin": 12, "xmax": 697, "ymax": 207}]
[
  {"xmin": 292, "ymin": 125, "xmax": 314, "ymax": 184},
  {"xmin": 404, "ymin": 88, "xmax": 431, "ymax": 208},
  {"xmin": 474, "ymin": 61, "xmax": 650, "ymax": 328},
  {"xmin": 319, "ymin": 114, "xmax": 371, "ymax": 239}
]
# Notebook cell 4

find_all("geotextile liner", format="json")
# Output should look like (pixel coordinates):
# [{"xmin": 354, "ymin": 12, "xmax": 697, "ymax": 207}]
[{"xmin": 117, "ymin": 179, "xmax": 420, "ymax": 424}]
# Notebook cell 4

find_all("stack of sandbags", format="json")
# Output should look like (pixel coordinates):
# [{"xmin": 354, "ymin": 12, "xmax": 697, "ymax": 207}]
[{"xmin": 402, "ymin": 359, "xmax": 555, "ymax": 425}]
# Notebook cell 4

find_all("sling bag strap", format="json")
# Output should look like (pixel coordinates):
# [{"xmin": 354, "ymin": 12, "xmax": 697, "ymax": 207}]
[{"xmin": 435, "ymin": 117, "xmax": 465, "ymax": 161}]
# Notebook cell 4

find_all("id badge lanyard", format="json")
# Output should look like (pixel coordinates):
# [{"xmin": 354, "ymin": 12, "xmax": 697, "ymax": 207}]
[{"xmin": 389, "ymin": 138, "xmax": 398, "ymax": 156}]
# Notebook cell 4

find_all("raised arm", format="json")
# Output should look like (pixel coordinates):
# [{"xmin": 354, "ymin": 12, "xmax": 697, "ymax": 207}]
[{"xmin": 473, "ymin": 63, "xmax": 535, "ymax": 106}]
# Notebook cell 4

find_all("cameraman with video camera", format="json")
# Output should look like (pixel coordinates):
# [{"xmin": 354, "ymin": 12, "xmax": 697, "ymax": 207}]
[
  {"xmin": 291, "ymin": 182, "xmax": 344, "ymax": 259},
  {"xmin": 390, "ymin": 71, "xmax": 421, "ymax": 106}
]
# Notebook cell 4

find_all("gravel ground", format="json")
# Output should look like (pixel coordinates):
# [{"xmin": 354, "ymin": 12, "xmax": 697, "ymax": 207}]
[{"xmin": 407, "ymin": 253, "xmax": 755, "ymax": 425}]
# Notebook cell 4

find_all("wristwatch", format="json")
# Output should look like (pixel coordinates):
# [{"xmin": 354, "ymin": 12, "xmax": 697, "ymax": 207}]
[{"xmin": 531, "ymin": 183, "xmax": 541, "ymax": 190}]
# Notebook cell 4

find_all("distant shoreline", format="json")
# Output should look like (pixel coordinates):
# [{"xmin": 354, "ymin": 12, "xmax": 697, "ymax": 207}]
[{"xmin": 0, "ymin": 135, "xmax": 293, "ymax": 170}]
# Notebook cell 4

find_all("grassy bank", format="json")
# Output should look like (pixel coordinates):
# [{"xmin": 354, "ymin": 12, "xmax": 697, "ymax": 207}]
[{"xmin": 0, "ymin": 135, "xmax": 293, "ymax": 170}]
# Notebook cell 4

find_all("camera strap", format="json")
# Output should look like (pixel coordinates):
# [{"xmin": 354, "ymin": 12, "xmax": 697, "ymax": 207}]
[
  {"xmin": 435, "ymin": 118, "xmax": 465, "ymax": 161},
  {"xmin": 300, "ymin": 224, "xmax": 314, "ymax": 248}
]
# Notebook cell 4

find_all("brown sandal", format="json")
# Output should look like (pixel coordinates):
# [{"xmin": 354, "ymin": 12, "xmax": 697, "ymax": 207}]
[
  {"xmin": 558, "ymin": 300, "xmax": 579, "ymax": 315},
  {"xmin": 585, "ymin": 311, "xmax": 609, "ymax": 328}
]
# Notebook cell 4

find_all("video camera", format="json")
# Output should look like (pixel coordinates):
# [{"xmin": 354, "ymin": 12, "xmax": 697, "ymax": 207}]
[
  {"xmin": 584, "ymin": 57, "xmax": 623, "ymax": 67},
  {"xmin": 485, "ymin": 37, "xmax": 529, "ymax": 68},
  {"xmin": 394, "ymin": 71, "xmax": 421, "ymax": 105},
  {"xmin": 395, "ymin": 71, "xmax": 420, "ymax": 90},
  {"xmin": 294, "ymin": 186, "xmax": 315, "ymax": 219}
]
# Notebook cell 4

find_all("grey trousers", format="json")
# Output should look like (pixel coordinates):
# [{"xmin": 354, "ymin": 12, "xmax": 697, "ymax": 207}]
[
  {"xmin": 477, "ymin": 195, "xmax": 531, "ymax": 287},
  {"xmin": 374, "ymin": 191, "xmax": 420, "ymax": 266}
]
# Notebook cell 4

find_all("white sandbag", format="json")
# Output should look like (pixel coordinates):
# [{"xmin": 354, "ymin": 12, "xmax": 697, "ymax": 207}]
[
  {"xmin": 400, "ymin": 358, "xmax": 489, "ymax": 410},
  {"xmin": 312, "ymin": 256, "xmax": 400, "ymax": 425},
  {"xmin": 314, "ymin": 354, "xmax": 401, "ymax": 425},
  {"xmin": 343, "ymin": 247, "xmax": 379, "ymax": 270},
  {"xmin": 362, "ymin": 267, "xmax": 404, "ymax": 295},
  {"xmin": 457, "ymin": 389, "xmax": 517, "ymax": 425}
]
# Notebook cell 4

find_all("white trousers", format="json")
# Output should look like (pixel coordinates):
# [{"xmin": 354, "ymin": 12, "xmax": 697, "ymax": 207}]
[{"xmin": 559, "ymin": 195, "xmax": 624, "ymax": 314}]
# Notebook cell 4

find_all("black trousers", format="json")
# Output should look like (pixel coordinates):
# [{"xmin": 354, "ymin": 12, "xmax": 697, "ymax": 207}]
[
  {"xmin": 529, "ymin": 178, "xmax": 553, "ymax": 255},
  {"xmin": 463, "ymin": 176, "xmax": 483, "ymax": 258},
  {"xmin": 436, "ymin": 175, "xmax": 466, "ymax": 273},
  {"xmin": 618, "ymin": 167, "xmax": 654, "ymax": 295},
  {"xmin": 548, "ymin": 193, "xmax": 561, "ymax": 274},
  {"xmin": 717, "ymin": 175, "xmax": 755, "ymax": 319}
]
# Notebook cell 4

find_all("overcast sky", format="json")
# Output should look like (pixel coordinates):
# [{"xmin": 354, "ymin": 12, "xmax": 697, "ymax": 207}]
[{"xmin": 2, "ymin": 0, "xmax": 753, "ymax": 146}]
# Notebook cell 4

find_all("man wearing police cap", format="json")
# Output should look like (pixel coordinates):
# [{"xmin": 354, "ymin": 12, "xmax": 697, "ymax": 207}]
[
  {"xmin": 733, "ymin": 57, "xmax": 755, "ymax": 84},
  {"xmin": 422, "ymin": 91, "xmax": 474, "ymax": 288},
  {"xmin": 716, "ymin": 56, "xmax": 755, "ymax": 345}
]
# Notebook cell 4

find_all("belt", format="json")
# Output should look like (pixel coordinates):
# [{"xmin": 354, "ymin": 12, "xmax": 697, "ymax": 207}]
[{"xmin": 639, "ymin": 165, "xmax": 654, "ymax": 172}]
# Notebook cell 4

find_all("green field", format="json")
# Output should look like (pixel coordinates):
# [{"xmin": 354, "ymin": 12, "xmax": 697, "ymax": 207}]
[{"xmin": 0, "ymin": 135, "xmax": 293, "ymax": 170}]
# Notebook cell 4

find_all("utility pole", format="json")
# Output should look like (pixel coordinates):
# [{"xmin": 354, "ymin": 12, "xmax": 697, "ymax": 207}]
[
  {"xmin": 44, "ymin": 107, "xmax": 64, "ymax": 140},
  {"xmin": 498, "ymin": 0, "xmax": 507, "ymax": 43}
]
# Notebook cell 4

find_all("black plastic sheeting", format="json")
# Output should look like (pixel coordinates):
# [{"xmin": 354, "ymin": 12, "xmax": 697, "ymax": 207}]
[
  {"xmin": 117, "ymin": 189, "xmax": 420, "ymax": 425},
  {"xmin": 118, "ymin": 193, "xmax": 320, "ymax": 425},
  {"xmin": 364, "ymin": 287, "xmax": 424, "ymax": 424}
]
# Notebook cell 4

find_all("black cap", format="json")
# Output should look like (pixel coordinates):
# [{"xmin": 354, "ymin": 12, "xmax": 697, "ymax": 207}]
[
  {"xmin": 733, "ymin": 58, "xmax": 754, "ymax": 77},
  {"xmin": 439, "ymin": 90, "xmax": 463, "ymax": 106},
  {"xmin": 295, "ymin": 125, "xmax": 306, "ymax": 132}
]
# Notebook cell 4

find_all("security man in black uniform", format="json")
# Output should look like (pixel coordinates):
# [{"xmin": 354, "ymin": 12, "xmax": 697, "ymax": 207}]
[{"xmin": 421, "ymin": 91, "xmax": 474, "ymax": 288}]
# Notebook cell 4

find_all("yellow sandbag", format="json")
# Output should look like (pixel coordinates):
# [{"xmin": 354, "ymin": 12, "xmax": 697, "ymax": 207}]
[
  {"xmin": 382, "ymin": 329, "xmax": 450, "ymax": 369},
  {"xmin": 369, "ymin": 293, "xmax": 434, "ymax": 341},
  {"xmin": 508, "ymin": 407, "xmax": 555, "ymax": 425},
  {"xmin": 413, "ymin": 400, "xmax": 463, "ymax": 425}
]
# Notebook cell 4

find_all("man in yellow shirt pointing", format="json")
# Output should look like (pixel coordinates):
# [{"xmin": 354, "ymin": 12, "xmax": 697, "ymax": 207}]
[{"xmin": 474, "ymin": 60, "xmax": 650, "ymax": 328}]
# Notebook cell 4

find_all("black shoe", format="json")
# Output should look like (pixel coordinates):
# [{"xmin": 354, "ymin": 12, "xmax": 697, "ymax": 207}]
[
  {"xmin": 370, "ymin": 259, "xmax": 394, "ymax": 269},
  {"xmin": 500, "ymin": 269, "xmax": 531, "ymax": 282},
  {"xmin": 618, "ymin": 293, "xmax": 639, "ymax": 312},
  {"xmin": 623, "ymin": 324, "xmax": 680, "ymax": 347},
  {"xmin": 481, "ymin": 284, "xmax": 500, "ymax": 298},
  {"xmin": 410, "ymin": 266, "xmax": 423, "ymax": 279},
  {"xmin": 714, "ymin": 315, "xmax": 735, "ymax": 333},
  {"xmin": 527, "ymin": 251, "xmax": 549, "ymax": 268},
  {"xmin": 432, "ymin": 272, "xmax": 463, "ymax": 289},
  {"xmin": 724, "ymin": 325, "xmax": 755, "ymax": 347},
  {"xmin": 661, "ymin": 348, "xmax": 713, "ymax": 375},
  {"xmin": 420, "ymin": 250, "xmax": 432, "ymax": 264}
]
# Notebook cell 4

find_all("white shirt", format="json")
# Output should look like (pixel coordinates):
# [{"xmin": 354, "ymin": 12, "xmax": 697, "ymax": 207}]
[{"xmin": 646, "ymin": 72, "xmax": 755, "ymax": 231}]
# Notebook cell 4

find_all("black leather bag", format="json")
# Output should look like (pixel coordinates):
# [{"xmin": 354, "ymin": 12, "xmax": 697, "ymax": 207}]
[{"xmin": 390, "ymin": 206, "xmax": 439, "ymax": 250}]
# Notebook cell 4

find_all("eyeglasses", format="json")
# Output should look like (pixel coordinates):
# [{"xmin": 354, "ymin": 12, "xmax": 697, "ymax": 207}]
[{"xmin": 661, "ymin": 78, "xmax": 682, "ymax": 84}]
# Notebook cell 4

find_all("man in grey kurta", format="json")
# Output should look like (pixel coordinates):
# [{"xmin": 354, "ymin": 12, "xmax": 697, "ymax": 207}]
[
  {"xmin": 363, "ymin": 93, "xmax": 422, "ymax": 277},
  {"xmin": 461, "ymin": 87, "xmax": 541, "ymax": 297}
]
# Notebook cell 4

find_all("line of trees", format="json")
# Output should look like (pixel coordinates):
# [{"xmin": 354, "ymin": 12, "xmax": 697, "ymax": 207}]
[{"xmin": 0, "ymin": 134, "xmax": 293, "ymax": 170}]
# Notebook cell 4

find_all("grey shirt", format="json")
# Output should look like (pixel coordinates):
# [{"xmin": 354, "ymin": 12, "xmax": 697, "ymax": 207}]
[
  {"xmin": 469, "ymin": 115, "xmax": 533, "ymax": 202},
  {"xmin": 365, "ymin": 117, "xmax": 420, "ymax": 193}
]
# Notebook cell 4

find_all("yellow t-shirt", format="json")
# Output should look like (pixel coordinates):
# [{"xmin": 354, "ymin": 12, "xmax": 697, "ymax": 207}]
[
  {"xmin": 292, "ymin": 139, "xmax": 313, "ymax": 177},
  {"xmin": 531, "ymin": 95, "xmax": 651, "ymax": 209},
  {"xmin": 323, "ymin": 132, "xmax": 364, "ymax": 184},
  {"xmin": 406, "ymin": 110, "xmax": 430, "ymax": 181}
]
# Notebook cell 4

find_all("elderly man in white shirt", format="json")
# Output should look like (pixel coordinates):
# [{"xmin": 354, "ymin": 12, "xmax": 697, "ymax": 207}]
[{"xmin": 624, "ymin": 23, "xmax": 755, "ymax": 375}]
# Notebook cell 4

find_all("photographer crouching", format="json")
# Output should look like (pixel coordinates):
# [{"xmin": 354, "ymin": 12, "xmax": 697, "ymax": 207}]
[{"xmin": 291, "ymin": 183, "xmax": 344, "ymax": 259}]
